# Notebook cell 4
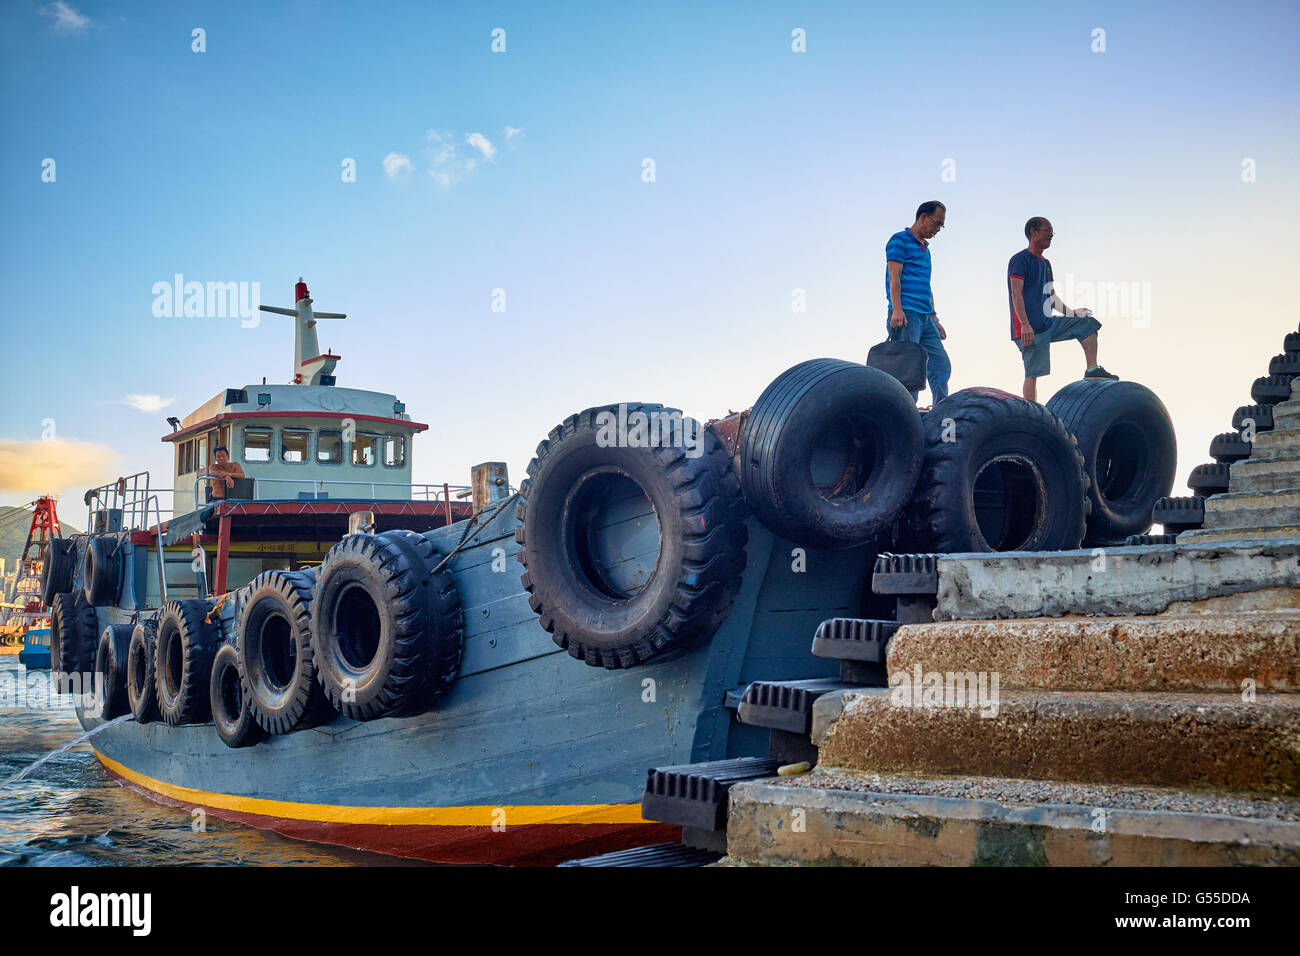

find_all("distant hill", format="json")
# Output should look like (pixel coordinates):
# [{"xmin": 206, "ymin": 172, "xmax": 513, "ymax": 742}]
[{"xmin": 0, "ymin": 506, "xmax": 79, "ymax": 578}]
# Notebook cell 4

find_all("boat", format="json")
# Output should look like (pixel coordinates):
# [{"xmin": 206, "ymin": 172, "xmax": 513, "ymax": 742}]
[
  {"xmin": 44, "ymin": 278, "xmax": 1179, "ymax": 865},
  {"xmin": 0, "ymin": 498, "xmax": 59, "ymax": 657},
  {"xmin": 18, "ymin": 628, "xmax": 50, "ymax": 669}
]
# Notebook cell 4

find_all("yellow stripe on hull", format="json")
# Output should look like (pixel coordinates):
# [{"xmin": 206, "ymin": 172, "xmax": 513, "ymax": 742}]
[{"xmin": 94, "ymin": 750, "xmax": 649, "ymax": 826}]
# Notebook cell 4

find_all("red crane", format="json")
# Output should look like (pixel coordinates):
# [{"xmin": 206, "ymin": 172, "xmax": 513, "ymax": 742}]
[{"xmin": 1, "ymin": 496, "xmax": 60, "ymax": 617}]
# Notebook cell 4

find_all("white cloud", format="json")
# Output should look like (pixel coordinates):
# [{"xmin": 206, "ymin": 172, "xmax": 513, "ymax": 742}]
[
  {"xmin": 466, "ymin": 132, "xmax": 496, "ymax": 161},
  {"xmin": 504, "ymin": 126, "xmax": 523, "ymax": 141},
  {"xmin": 382, "ymin": 152, "xmax": 412, "ymax": 179},
  {"xmin": 43, "ymin": 2, "xmax": 90, "ymax": 33},
  {"xmin": 121, "ymin": 394, "xmax": 176, "ymax": 414},
  {"xmin": 424, "ymin": 129, "xmax": 474, "ymax": 190},
  {"xmin": 0, "ymin": 439, "xmax": 115, "ymax": 495}
]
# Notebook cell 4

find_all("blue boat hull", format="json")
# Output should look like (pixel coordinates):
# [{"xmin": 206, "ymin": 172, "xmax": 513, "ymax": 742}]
[{"xmin": 78, "ymin": 508, "xmax": 868, "ymax": 864}]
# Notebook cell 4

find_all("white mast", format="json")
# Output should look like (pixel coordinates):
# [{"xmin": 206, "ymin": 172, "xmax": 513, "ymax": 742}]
[{"xmin": 258, "ymin": 277, "xmax": 347, "ymax": 385}]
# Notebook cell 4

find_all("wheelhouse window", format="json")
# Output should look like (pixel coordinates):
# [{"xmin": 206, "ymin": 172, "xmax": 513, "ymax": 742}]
[
  {"xmin": 281, "ymin": 428, "xmax": 310, "ymax": 463},
  {"xmin": 197, "ymin": 435, "xmax": 208, "ymax": 471},
  {"xmin": 352, "ymin": 433, "xmax": 379, "ymax": 467},
  {"xmin": 243, "ymin": 426, "xmax": 272, "ymax": 463},
  {"xmin": 383, "ymin": 434, "xmax": 406, "ymax": 467},
  {"xmin": 317, "ymin": 429, "xmax": 343, "ymax": 464}
]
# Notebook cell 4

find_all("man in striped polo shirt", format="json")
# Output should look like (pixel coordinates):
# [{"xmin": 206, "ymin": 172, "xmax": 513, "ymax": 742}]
[{"xmin": 886, "ymin": 201, "xmax": 950, "ymax": 404}]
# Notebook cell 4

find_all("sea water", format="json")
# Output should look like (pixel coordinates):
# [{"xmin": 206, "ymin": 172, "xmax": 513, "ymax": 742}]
[{"xmin": 0, "ymin": 657, "xmax": 419, "ymax": 866}]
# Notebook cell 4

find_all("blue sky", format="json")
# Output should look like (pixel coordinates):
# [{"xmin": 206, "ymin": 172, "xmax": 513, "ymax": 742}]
[{"xmin": 2, "ymin": 0, "xmax": 1298, "ymax": 516}]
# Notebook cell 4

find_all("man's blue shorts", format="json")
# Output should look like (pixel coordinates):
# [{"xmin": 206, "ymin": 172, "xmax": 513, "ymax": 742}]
[{"xmin": 1017, "ymin": 313, "xmax": 1102, "ymax": 378}]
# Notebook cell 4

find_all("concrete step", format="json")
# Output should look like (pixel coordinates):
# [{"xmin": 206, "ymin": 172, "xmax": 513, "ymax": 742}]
[
  {"xmin": 1179, "ymin": 525, "xmax": 1300, "ymax": 544},
  {"xmin": 883, "ymin": 612, "xmax": 1300, "ymax": 693},
  {"xmin": 1269, "ymin": 401, "xmax": 1300, "ymax": 431},
  {"xmin": 722, "ymin": 768, "xmax": 1300, "ymax": 866},
  {"xmin": 930, "ymin": 538, "xmax": 1300, "ymax": 621},
  {"xmin": 1249, "ymin": 427, "xmax": 1300, "ymax": 459},
  {"xmin": 1202, "ymin": 488, "xmax": 1300, "ymax": 531},
  {"xmin": 1228, "ymin": 455, "xmax": 1300, "ymax": 493},
  {"xmin": 813, "ymin": 689, "xmax": 1300, "ymax": 795}
]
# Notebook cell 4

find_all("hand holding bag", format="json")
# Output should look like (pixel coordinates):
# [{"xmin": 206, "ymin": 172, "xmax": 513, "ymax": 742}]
[{"xmin": 867, "ymin": 322, "xmax": 928, "ymax": 393}]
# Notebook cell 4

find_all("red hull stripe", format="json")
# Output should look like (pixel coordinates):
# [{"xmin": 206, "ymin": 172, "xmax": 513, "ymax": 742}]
[{"xmin": 95, "ymin": 751, "xmax": 678, "ymax": 865}]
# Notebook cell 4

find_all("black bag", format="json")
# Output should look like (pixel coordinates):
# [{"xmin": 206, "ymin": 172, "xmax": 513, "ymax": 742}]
[{"xmin": 867, "ymin": 324, "xmax": 928, "ymax": 393}]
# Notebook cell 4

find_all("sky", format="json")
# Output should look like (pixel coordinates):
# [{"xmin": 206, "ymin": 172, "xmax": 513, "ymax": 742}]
[{"xmin": 1, "ymin": 0, "xmax": 1298, "ymax": 522}]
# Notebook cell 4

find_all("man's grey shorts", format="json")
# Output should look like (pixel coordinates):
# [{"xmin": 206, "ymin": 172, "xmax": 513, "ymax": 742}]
[{"xmin": 1017, "ymin": 313, "xmax": 1102, "ymax": 378}]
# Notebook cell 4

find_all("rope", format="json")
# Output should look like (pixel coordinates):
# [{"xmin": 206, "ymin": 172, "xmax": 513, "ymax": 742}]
[
  {"xmin": 203, "ymin": 591, "xmax": 230, "ymax": 625},
  {"xmin": 429, "ymin": 493, "xmax": 519, "ymax": 576}
]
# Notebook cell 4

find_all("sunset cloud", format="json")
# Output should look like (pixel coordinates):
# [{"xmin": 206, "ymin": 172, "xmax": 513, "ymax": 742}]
[{"xmin": 0, "ymin": 440, "xmax": 116, "ymax": 495}]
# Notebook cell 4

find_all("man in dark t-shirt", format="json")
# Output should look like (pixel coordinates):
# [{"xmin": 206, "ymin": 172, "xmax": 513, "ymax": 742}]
[{"xmin": 1008, "ymin": 217, "xmax": 1117, "ymax": 402}]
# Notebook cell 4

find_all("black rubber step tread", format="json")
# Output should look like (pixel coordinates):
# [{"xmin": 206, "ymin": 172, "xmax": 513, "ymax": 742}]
[
  {"xmin": 642, "ymin": 757, "xmax": 781, "ymax": 831},
  {"xmin": 738, "ymin": 678, "xmax": 859, "ymax": 734},
  {"xmin": 1187, "ymin": 463, "xmax": 1231, "ymax": 495},
  {"xmin": 1209, "ymin": 432, "xmax": 1252, "ymax": 464},
  {"xmin": 1270, "ymin": 352, "xmax": 1300, "ymax": 377},
  {"xmin": 1232, "ymin": 404, "xmax": 1274, "ymax": 434},
  {"xmin": 1151, "ymin": 495, "xmax": 1205, "ymax": 529},
  {"xmin": 1123, "ymin": 534, "xmax": 1180, "ymax": 546},
  {"xmin": 558, "ymin": 843, "xmax": 721, "ymax": 867},
  {"xmin": 811, "ymin": 617, "xmax": 898, "ymax": 662},
  {"xmin": 872, "ymin": 552, "xmax": 939, "ymax": 595},
  {"xmin": 1251, "ymin": 374, "xmax": 1296, "ymax": 405},
  {"xmin": 1287, "ymin": 333, "xmax": 1300, "ymax": 354}
]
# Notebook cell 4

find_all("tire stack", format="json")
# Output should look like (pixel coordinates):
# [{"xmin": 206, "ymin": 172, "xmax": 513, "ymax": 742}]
[
  {"xmin": 506, "ymin": 360, "xmax": 1178, "ymax": 675},
  {"xmin": 1143, "ymin": 325, "xmax": 1300, "ymax": 541}
]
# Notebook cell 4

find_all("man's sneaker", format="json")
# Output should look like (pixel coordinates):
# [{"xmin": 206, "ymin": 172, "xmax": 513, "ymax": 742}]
[{"xmin": 1085, "ymin": 365, "xmax": 1119, "ymax": 380}]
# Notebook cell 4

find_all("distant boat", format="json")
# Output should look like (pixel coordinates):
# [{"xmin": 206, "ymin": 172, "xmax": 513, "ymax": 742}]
[{"xmin": 18, "ymin": 627, "xmax": 50, "ymax": 669}]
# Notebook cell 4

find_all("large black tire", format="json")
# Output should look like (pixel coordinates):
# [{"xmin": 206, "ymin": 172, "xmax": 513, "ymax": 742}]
[
  {"xmin": 1045, "ymin": 379, "xmax": 1176, "ymax": 546},
  {"xmin": 49, "ymin": 590, "xmax": 98, "ymax": 693},
  {"xmin": 94, "ymin": 624, "xmax": 133, "ymax": 720},
  {"xmin": 154, "ymin": 599, "xmax": 219, "ymax": 726},
  {"xmin": 127, "ymin": 618, "xmax": 159, "ymax": 722},
  {"xmin": 740, "ymin": 359, "xmax": 924, "ymax": 550},
  {"xmin": 515, "ymin": 403, "xmax": 748, "ymax": 669},
  {"xmin": 40, "ymin": 538, "xmax": 76, "ymax": 607},
  {"xmin": 908, "ymin": 389, "xmax": 1089, "ymax": 553},
  {"xmin": 81, "ymin": 536, "xmax": 122, "ymax": 607},
  {"xmin": 211, "ymin": 643, "xmax": 265, "ymax": 748},
  {"xmin": 236, "ymin": 569, "xmax": 333, "ymax": 734},
  {"xmin": 312, "ymin": 531, "xmax": 464, "ymax": 720}
]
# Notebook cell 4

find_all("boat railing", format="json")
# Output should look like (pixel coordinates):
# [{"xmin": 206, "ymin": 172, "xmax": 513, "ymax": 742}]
[
  {"xmin": 145, "ymin": 494, "xmax": 169, "ymax": 604},
  {"xmin": 189, "ymin": 476, "xmax": 474, "ymax": 517},
  {"xmin": 85, "ymin": 472, "xmax": 176, "ymax": 535}
]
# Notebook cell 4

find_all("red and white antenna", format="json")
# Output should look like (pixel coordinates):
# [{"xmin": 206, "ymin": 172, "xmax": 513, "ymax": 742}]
[{"xmin": 258, "ymin": 277, "xmax": 347, "ymax": 385}]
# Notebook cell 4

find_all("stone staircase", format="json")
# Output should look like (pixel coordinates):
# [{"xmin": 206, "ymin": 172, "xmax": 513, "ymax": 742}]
[
  {"xmin": 721, "ymin": 609, "xmax": 1300, "ymax": 866},
  {"xmin": 570, "ymin": 331, "xmax": 1300, "ymax": 867},
  {"xmin": 1182, "ymin": 379, "xmax": 1300, "ymax": 542}
]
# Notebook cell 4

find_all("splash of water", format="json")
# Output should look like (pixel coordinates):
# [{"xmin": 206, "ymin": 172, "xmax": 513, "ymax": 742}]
[{"xmin": 3, "ymin": 714, "xmax": 134, "ymax": 785}]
